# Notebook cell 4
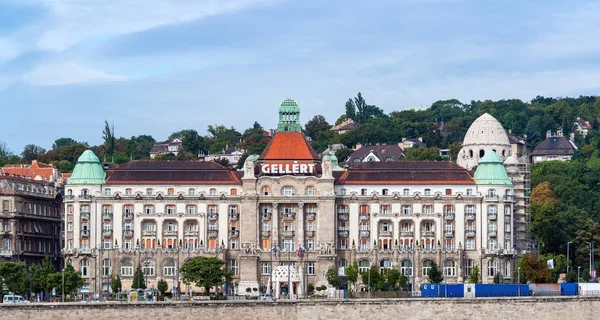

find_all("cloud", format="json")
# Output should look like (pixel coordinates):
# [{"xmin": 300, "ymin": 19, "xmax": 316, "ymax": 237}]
[
  {"xmin": 22, "ymin": 63, "xmax": 128, "ymax": 86},
  {"xmin": 0, "ymin": 37, "xmax": 20, "ymax": 63},
  {"xmin": 30, "ymin": 0, "xmax": 278, "ymax": 52}
]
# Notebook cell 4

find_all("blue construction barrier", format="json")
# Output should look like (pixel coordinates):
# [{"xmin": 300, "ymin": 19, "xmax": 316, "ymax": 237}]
[
  {"xmin": 560, "ymin": 283, "xmax": 578, "ymax": 296},
  {"xmin": 474, "ymin": 284, "xmax": 530, "ymax": 297},
  {"xmin": 420, "ymin": 284, "xmax": 464, "ymax": 297}
]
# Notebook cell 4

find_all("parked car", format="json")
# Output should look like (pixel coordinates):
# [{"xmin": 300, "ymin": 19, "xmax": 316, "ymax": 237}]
[
  {"xmin": 259, "ymin": 294, "xmax": 274, "ymax": 301},
  {"xmin": 3, "ymin": 294, "xmax": 30, "ymax": 304}
]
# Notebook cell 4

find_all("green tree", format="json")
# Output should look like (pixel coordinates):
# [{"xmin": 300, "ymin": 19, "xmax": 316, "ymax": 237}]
[
  {"xmin": 157, "ymin": 278, "xmax": 168, "ymax": 300},
  {"xmin": 52, "ymin": 138, "xmax": 77, "ymax": 149},
  {"xmin": 360, "ymin": 267, "xmax": 381, "ymax": 291},
  {"xmin": 403, "ymin": 147, "xmax": 442, "ymax": 161},
  {"xmin": 103, "ymin": 120, "xmax": 115, "ymax": 158},
  {"xmin": 213, "ymin": 157, "xmax": 230, "ymax": 168},
  {"xmin": 180, "ymin": 257, "xmax": 231, "ymax": 295},
  {"xmin": 468, "ymin": 265, "xmax": 480, "ymax": 284},
  {"xmin": 132, "ymin": 265, "xmax": 146, "ymax": 289},
  {"xmin": 21, "ymin": 144, "xmax": 46, "ymax": 163},
  {"xmin": 62, "ymin": 263, "xmax": 84, "ymax": 298},
  {"xmin": 345, "ymin": 261, "xmax": 359, "ymax": 292},
  {"xmin": 30, "ymin": 257, "xmax": 58, "ymax": 300},
  {"xmin": 0, "ymin": 142, "xmax": 20, "ymax": 166},
  {"xmin": 0, "ymin": 262, "xmax": 29, "ymax": 299},
  {"xmin": 427, "ymin": 262, "xmax": 444, "ymax": 283},
  {"xmin": 304, "ymin": 115, "xmax": 331, "ymax": 140},
  {"xmin": 111, "ymin": 275, "xmax": 122, "ymax": 294},
  {"xmin": 517, "ymin": 253, "xmax": 553, "ymax": 283},
  {"xmin": 326, "ymin": 265, "xmax": 341, "ymax": 288},
  {"xmin": 335, "ymin": 148, "xmax": 353, "ymax": 163}
]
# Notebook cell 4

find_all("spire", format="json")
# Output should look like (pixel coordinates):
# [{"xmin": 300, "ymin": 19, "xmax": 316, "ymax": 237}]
[{"xmin": 277, "ymin": 98, "xmax": 301, "ymax": 132}]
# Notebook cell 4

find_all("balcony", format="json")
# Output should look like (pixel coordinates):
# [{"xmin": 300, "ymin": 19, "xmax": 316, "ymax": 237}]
[
  {"xmin": 359, "ymin": 214, "xmax": 370, "ymax": 221},
  {"xmin": 281, "ymin": 230, "xmax": 295, "ymax": 237},
  {"xmin": 444, "ymin": 230, "xmax": 455, "ymax": 237},
  {"xmin": 444, "ymin": 213, "xmax": 455, "ymax": 220},
  {"xmin": 359, "ymin": 230, "xmax": 370, "ymax": 238},
  {"xmin": 208, "ymin": 213, "xmax": 218, "ymax": 221},
  {"xmin": 421, "ymin": 231, "xmax": 435, "ymax": 237},
  {"xmin": 78, "ymin": 194, "xmax": 92, "ymax": 202},
  {"xmin": 338, "ymin": 213, "xmax": 349, "ymax": 221},
  {"xmin": 400, "ymin": 230, "xmax": 414, "ymax": 237},
  {"xmin": 379, "ymin": 230, "xmax": 392, "ymax": 237},
  {"xmin": 0, "ymin": 249, "xmax": 15, "ymax": 257},
  {"xmin": 465, "ymin": 230, "xmax": 476, "ymax": 237},
  {"xmin": 305, "ymin": 230, "xmax": 315, "ymax": 238},
  {"xmin": 64, "ymin": 195, "xmax": 75, "ymax": 202},
  {"xmin": 485, "ymin": 195, "xmax": 499, "ymax": 201},
  {"xmin": 123, "ymin": 229, "xmax": 134, "ymax": 238},
  {"xmin": 503, "ymin": 195, "xmax": 515, "ymax": 202},
  {"xmin": 281, "ymin": 213, "xmax": 296, "ymax": 221},
  {"xmin": 488, "ymin": 230, "xmax": 497, "ymax": 237},
  {"xmin": 305, "ymin": 213, "xmax": 316, "ymax": 221},
  {"xmin": 185, "ymin": 230, "xmax": 198, "ymax": 236},
  {"xmin": 261, "ymin": 230, "xmax": 271, "ymax": 238},
  {"xmin": 465, "ymin": 214, "xmax": 476, "ymax": 221},
  {"xmin": 124, "ymin": 212, "xmax": 134, "ymax": 221},
  {"xmin": 103, "ymin": 229, "xmax": 113, "ymax": 237},
  {"xmin": 142, "ymin": 230, "xmax": 156, "ymax": 236},
  {"xmin": 229, "ymin": 213, "xmax": 239, "ymax": 221},
  {"xmin": 103, "ymin": 212, "xmax": 112, "ymax": 221},
  {"xmin": 81, "ymin": 212, "xmax": 90, "ymax": 221},
  {"xmin": 163, "ymin": 230, "xmax": 178, "ymax": 237},
  {"xmin": 80, "ymin": 229, "xmax": 90, "ymax": 238},
  {"xmin": 338, "ymin": 230, "xmax": 349, "ymax": 238},
  {"xmin": 208, "ymin": 230, "xmax": 218, "ymax": 238},
  {"xmin": 488, "ymin": 213, "xmax": 497, "ymax": 220},
  {"xmin": 229, "ymin": 230, "xmax": 240, "ymax": 237},
  {"xmin": 261, "ymin": 213, "xmax": 271, "ymax": 221}
]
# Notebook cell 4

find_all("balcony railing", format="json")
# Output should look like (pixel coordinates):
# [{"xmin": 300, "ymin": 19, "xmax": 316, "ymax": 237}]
[
  {"xmin": 103, "ymin": 229, "xmax": 113, "ymax": 237},
  {"xmin": 64, "ymin": 195, "xmax": 75, "ymax": 202},
  {"xmin": 465, "ymin": 230, "xmax": 476, "ymax": 237},
  {"xmin": 488, "ymin": 230, "xmax": 497, "ymax": 237},
  {"xmin": 261, "ymin": 213, "xmax": 271, "ymax": 221},
  {"xmin": 142, "ymin": 230, "xmax": 156, "ymax": 236},
  {"xmin": 305, "ymin": 213, "xmax": 316, "ymax": 221},
  {"xmin": 79, "ymin": 194, "xmax": 92, "ymax": 201},
  {"xmin": 359, "ymin": 214, "xmax": 370, "ymax": 221},
  {"xmin": 281, "ymin": 213, "xmax": 296, "ymax": 221},
  {"xmin": 229, "ymin": 213, "xmax": 239, "ymax": 221},
  {"xmin": 185, "ymin": 230, "xmax": 198, "ymax": 236},
  {"xmin": 103, "ymin": 212, "xmax": 112, "ymax": 221},
  {"xmin": 400, "ymin": 230, "xmax": 414, "ymax": 237},
  {"xmin": 163, "ymin": 230, "xmax": 177, "ymax": 237},
  {"xmin": 359, "ymin": 230, "xmax": 370, "ymax": 238},
  {"xmin": 421, "ymin": 231, "xmax": 435, "ymax": 237},
  {"xmin": 81, "ymin": 212, "xmax": 90, "ymax": 220},
  {"xmin": 444, "ymin": 213, "xmax": 455, "ymax": 220},
  {"xmin": 488, "ymin": 213, "xmax": 497, "ymax": 220},
  {"xmin": 485, "ymin": 195, "xmax": 499, "ymax": 201},
  {"xmin": 338, "ymin": 230, "xmax": 349, "ymax": 238},
  {"xmin": 123, "ymin": 229, "xmax": 134, "ymax": 238},
  {"xmin": 379, "ymin": 230, "xmax": 392, "ymax": 237},
  {"xmin": 465, "ymin": 214, "xmax": 476, "ymax": 221},
  {"xmin": 444, "ymin": 230, "xmax": 455, "ymax": 237},
  {"xmin": 229, "ymin": 230, "xmax": 240, "ymax": 237},
  {"xmin": 338, "ymin": 213, "xmax": 349, "ymax": 221},
  {"xmin": 208, "ymin": 213, "xmax": 218, "ymax": 221},
  {"xmin": 261, "ymin": 230, "xmax": 271, "ymax": 238},
  {"xmin": 0, "ymin": 249, "xmax": 15, "ymax": 257},
  {"xmin": 503, "ymin": 195, "xmax": 515, "ymax": 202},
  {"xmin": 80, "ymin": 229, "xmax": 90, "ymax": 237},
  {"xmin": 124, "ymin": 212, "xmax": 134, "ymax": 221},
  {"xmin": 208, "ymin": 230, "xmax": 218, "ymax": 238},
  {"xmin": 305, "ymin": 230, "xmax": 315, "ymax": 238}
]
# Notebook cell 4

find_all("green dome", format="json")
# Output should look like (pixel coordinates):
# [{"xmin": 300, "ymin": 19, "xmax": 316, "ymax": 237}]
[
  {"xmin": 69, "ymin": 150, "xmax": 106, "ymax": 184},
  {"xmin": 279, "ymin": 98, "xmax": 300, "ymax": 112},
  {"xmin": 474, "ymin": 151, "xmax": 512, "ymax": 185}
]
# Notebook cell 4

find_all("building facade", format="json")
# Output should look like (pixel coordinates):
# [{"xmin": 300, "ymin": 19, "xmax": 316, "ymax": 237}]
[
  {"xmin": 0, "ymin": 175, "xmax": 63, "ymax": 266},
  {"xmin": 63, "ymin": 100, "xmax": 521, "ymax": 298}
]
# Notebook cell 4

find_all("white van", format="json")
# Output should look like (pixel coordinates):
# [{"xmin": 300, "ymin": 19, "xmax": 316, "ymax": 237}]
[{"xmin": 3, "ymin": 294, "xmax": 30, "ymax": 303}]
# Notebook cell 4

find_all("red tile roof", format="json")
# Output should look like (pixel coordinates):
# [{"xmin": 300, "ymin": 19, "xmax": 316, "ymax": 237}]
[
  {"xmin": 337, "ymin": 161, "xmax": 474, "ymax": 185},
  {"xmin": 259, "ymin": 132, "xmax": 320, "ymax": 160},
  {"xmin": 2, "ymin": 160, "xmax": 57, "ymax": 182}
]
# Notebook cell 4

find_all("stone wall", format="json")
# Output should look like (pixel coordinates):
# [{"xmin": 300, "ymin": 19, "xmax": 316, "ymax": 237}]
[{"xmin": 0, "ymin": 297, "xmax": 597, "ymax": 320}]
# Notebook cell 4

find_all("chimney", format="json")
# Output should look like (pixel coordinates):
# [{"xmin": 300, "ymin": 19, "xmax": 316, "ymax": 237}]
[
  {"xmin": 508, "ymin": 129, "xmax": 512, "ymax": 135},
  {"xmin": 32, "ymin": 160, "xmax": 37, "ymax": 164},
  {"xmin": 354, "ymin": 143, "xmax": 362, "ymax": 150},
  {"xmin": 570, "ymin": 132, "xmax": 575, "ymax": 141},
  {"xmin": 546, "ymin": 130, "xmax": 552, "ymax": 138},
  {"xmin": 418, "ymin": 137, "xmax": 423, "ymax": 142}
]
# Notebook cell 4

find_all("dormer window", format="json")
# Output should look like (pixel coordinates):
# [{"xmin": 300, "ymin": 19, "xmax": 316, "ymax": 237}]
[
  {"xmin": 103, "ymin": 188, "xmax": 111, "ymax": 195},
  {"xmin": 209, "ymin": 188, "xmax": 216, "ymax": 196},
  {"xmin": 385, "ymin": 157, "xmax": 394, "ymax": 161},
  {"xmin": 261, "ymin": 186, "xmax": 271, "ymax": 196},
  {"xmin": 281, "ymin": 186, "xmax": 295, "ymax": 196},
  {"xmin": 146, "ymin": 188, "xmax": 153, "ymax": 196},
  {"xmin": 125, "ymin": 188, "xmax": 132, "ymax": 195}
]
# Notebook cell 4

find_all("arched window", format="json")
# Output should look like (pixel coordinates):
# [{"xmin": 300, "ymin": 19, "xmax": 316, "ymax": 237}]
[
  {"xmin": 163, "ymin": 259, "xmax": 175, "ymax": 276},
  {"xmin": 422, "ymin": 260, "xmax": 434, "ymax": 276},
  {"xmin": 230, "ymin": 188, "xmax": 238, "ymax": 195},
  {"xmin": 186, "ymin": 205, "xmax": 197, "ymax": 215},
  {"xmin": 305, "ymin": 186, "xmax": 315, "ymax": 196},
  {"xmin": 144, "ymin": 205, "xmax": 155, "ymax": 214},
  {"xmin": 121, "ymin": 258, "xmax": 133, "ymax": 276},
  {"xmin": 487, "ymin": 259, "xmax": 497, "ymax": 277},
  {"xmin": 281, "ymin": 186, "xmax": 295, "ymax": 196},
  {"xmin": 167, "ymin": 188, "xmax": 174, "ymax": 195},
  {"xmin": 261, "ymin": 186, "xmax": 271, "ymax": 196},
  {"xmin": 379, "ymin": 259, "xmax": 392, "ymax": 272},
  {"xmin": 401, "ymin": 260, "xmax": 412, "ymax": 276},
  {"xmin": 469, "ymin": 150, "xmax": 473, "ymax": 158},
  {"xmin": 228, "ymin": 260, "xmax": 239, "ymax": 276},
  {"xmin": 358, "ymin": 260, "xmax": 370, "ymax": 272},
  {"xmin": 385, "ymin": 157, "xmax": 394, "ymax": 161},
  {"xmin": 143, "ymin": 259, "xmax": 155, "ymax": 276},
  {"xmin": 188, "ymin": 188, "xmax": 196, "ymax": 196},
  {"xmin": 165, "ymin": 204, "xmax": 176, "ymax": 214},
  {"xmin": 80, "ymin": 259, "xmax": 89, "ymax": 277},
  {"xmin": 479, "ymin": 150, "xmax": 485, "ymax": 158},
  {"xmin": 464, "ymin": 259, "xmax": 474, "ymax": 277},
  {"xmin": 444, "ymin": 260, "xmax": 456, "ymax": 276},
  {"xmin": 338, "ymin": 259, "xmax": 348, "ymax": 269}
]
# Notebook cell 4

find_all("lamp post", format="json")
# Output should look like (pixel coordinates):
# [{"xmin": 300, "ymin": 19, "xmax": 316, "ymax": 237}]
[
  {"xmin": 305, "ymin": 240, "xmax": 309, "ymax": 299},
  {"xmin": 567, "ymin": 241, "xmax": 573, "ymax": 274},
  {"xmin": 62, "ymin": 268, "xmax": 65, "ymax": 302},
  {"xmin": 517, "ymin": 267, "xmax": 520, "ymax": 297},
  {"xmin": 287, "ymin": 247, "xmax": 291, "ymax": 299},
  {"xmin": 443, "ymin": 247, "xmax": 447, "ymax": 298},
  {"xmin": 578, "ymin": 266, "xmax": 581, "ymax": 287},
  {"xmin": 586, "ymin": 242, "xmax": 592, "ymax": 279},
  {"xmin": 368, "ymin": 266, "xmax": 371, "ymax": 299}
]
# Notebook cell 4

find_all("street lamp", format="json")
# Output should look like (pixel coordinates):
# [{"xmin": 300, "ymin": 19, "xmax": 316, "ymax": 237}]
[
  {"xmin": 586, "ymin": 242, "xmax": 593, "ymax": 280},
  {"xmin": 517, "ymin": 267, "xmax": 520, "ymax": 297},
  {"xmin": 62, "ymin": 268, "xmax": 65, "ymax": 302},
  {"xmin": 567, "ymin": 241, "xmax": 573, "ymax": 274},
  {"xmin": 368, "ymin": 266, "xmax": 371, "ymax": 299},
  {"xmin": 578, "ymin": 266, "xmax": 581, "ymax": 286}
]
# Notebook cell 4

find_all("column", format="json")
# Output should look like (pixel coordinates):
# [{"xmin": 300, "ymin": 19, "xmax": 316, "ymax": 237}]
[
  {"xmin": 272, "ymin": 203, "xmax": 279, "ymax": 248},
  {"xmin": 297, "ymin": 203, "xmax": 304, "ymax": 248}
]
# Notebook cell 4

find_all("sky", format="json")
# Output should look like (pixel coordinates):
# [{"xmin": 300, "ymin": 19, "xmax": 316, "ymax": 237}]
[{"xmin": 1, "ymin": 0, "xmax": 600, "ymax": 153}]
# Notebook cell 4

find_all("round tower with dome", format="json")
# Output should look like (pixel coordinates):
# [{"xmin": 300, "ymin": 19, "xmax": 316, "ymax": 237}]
[{"xmin": 457, "ymin": 113, "xmax": 510, "ymax": 170}]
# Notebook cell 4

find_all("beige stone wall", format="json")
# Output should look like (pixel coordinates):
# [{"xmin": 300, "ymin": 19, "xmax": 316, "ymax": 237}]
[{"xmin": 0, "ymin": 297, "xmax": 597, "ymax": 320}]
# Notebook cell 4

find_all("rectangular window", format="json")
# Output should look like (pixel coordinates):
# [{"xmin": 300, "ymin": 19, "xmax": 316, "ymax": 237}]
[
  {"xmin": 403, "ymin": 189, "xmax": 409, "ymax": 196},
  {"xmin": 306, "ymin": 221, "xmax": 315, "ymax": 231},
  {"xmin": 262, "ymin": 238, "xmax": 271, "ymax": 250},
  {"xmin": 382, "ymin": 189, "xmax": 388, "ymax": 195},
  {"xmin": 423, "ymin": 205, "xmax": 433, "ymax": 215},
  {"xmin": 2, "ymin": 200, "xmax": 9, "ymax": 211},
  {"xmin": 466, "ymin": 189, "xmax": 473, "ymax": 195},
  {"xmin": 445, "ymin": 189, "xmax": 452, "ymax": 195},
  {"xmin": 103, "ymin": 188, "xmax": 111, "ymax": 195},
  {"xmin": 424, "ymin": 189, "xmax": 431, "ymax": 196},
  {"xmin": 380, "ymin": 205, "xmax": 391, "ymax": 215},
  {"xmin": 166, "ymin": 205, "xmax": 176, "ymax": 215},
  {"xmin": 282, "ymin": 238, "xmax": 293, "ymax": 251},
  {"xmin": 261, "ymin": 262, "xmax": 271, "ymax": 275},
  {"xmin": 401, "ymin": 205, "xmax": 412, "ymax": 215},
  {"xmin": 229, "ymin": 239, "xmax": 238, "ymax": 250},
  {"xmin": 338, "ymin": 238, "xmax": 348, "ymax": 250},
  {"xmin": 307, "ymin": 239, "xmax": 314, "ymax": 251},
  {"xmin": 167, "ymin": 188, "xmax": 174, "ymax": 195},
  {"xmin": 361, "ymin": 188, "xmax": 367, "ymax": 196},
  {"xmin": 282, "ymin": 221, "xmax": 295, "ymax": 232},
  {"xmin": 187, "ymin": 205, "xmax": 197, "ymax": 214},
  {"xmin": 306, "ymin": 262, "xmax": 315, "ymax": 275}
]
